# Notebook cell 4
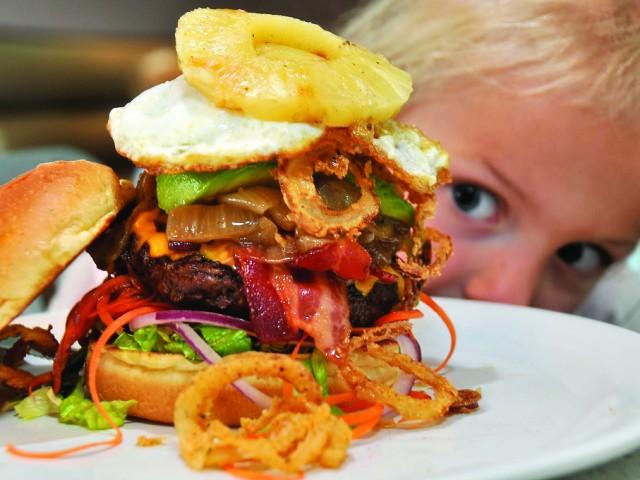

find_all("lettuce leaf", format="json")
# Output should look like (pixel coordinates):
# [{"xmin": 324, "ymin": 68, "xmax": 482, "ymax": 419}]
[
  {"xmin": 301, "ymin": 349, "xmax": 329, "ymax": 396},
  {"xmin": 58, "ymin": 383, "xmax": 136, "ymax": 430},
  {"xmin": 198, "ymin": 325, "xmax": 252, "ymax": 356},
  {"xmin": 14, "ymin": 387, "xmax": 61, "ymax": 420},
  {"xmin": 14, "ymin": 383, "xmax": 136, "ymax": 431},
  {"xmin": 114, "ymin": 324, "xmax": 251, "ymax": 361}
]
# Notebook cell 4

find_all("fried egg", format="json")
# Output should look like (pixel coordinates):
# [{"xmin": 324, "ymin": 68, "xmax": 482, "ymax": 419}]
[
  {"xmin": 371, "ymin": 120, "xmax": 449, "ymax": 194},
  {"xmin": 109, "ymin": 76, "xmax": 449, "ymax": 194},
  {"xmin": 108, "ymin": 76, "xmax": 325, "ymax": 174}
]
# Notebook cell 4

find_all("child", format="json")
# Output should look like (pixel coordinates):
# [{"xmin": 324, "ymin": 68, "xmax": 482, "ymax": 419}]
[{"xmin": 342, "ymin": 0, "xmax": 640, "ymax": 319}]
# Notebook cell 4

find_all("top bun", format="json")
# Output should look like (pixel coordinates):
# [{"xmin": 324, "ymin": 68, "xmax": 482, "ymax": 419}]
[{"xmin": 0, "ymin": 160, "xmax": 134, "ymax": 330}]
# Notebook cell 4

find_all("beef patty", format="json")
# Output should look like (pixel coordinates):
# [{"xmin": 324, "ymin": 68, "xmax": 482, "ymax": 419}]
[
  {"xmin": 120, "ymin": 243, "xmax": 249, "ymax": 317},
  {"xmin": 120, "ymin": 242, "xmax": 400, "ymax": 328}
]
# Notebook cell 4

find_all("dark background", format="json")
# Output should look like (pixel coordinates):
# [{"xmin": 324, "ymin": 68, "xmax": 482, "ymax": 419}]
[{"xmin": 0, "ymin": 1, "xmax": 363, "ymax": 175}]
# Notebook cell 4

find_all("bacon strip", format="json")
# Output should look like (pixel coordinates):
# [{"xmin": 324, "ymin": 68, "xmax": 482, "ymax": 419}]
[
  {"xmin": 271, "ymin": 268, "xmax": 351, "ymax": 361},
  {"xmin": 234, "ymin": 254, "xmax": 299, "ymax": 343},
  {"xmin": 235, "ymin": 247, "xmax": 352, "ymax": 358}
]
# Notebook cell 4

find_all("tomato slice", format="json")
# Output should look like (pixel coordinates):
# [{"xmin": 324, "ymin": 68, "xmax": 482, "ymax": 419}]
[{"xmin": 292, "ymin": 239, "xmax": 371, "ymax": 281}]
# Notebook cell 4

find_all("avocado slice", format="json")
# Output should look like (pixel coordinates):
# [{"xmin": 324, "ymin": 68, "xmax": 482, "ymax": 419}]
[
  {"xmin": 374, "ymin": 177, "xmax": 415, "ymax": 225},
  {"xmin": 156, "ymin": 161, "xmax": 276, "ymax": 212}
]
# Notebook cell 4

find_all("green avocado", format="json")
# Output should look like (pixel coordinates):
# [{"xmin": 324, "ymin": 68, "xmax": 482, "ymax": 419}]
[
  {"xmin": 374, "ymin": 177, "xmax": 415, "ymax": 225},
  {"xmin": 156, "ymin": 161, "xmax": 276, "ymax": 212}
]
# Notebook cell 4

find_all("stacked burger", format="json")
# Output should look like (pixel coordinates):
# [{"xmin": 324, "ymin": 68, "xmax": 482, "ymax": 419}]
[{"xmin": 1, "ymin": 9, "xmax": 463, "ymax": 434}]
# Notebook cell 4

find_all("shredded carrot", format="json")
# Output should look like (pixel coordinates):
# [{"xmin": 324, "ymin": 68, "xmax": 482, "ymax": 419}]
[
  {"xmin": 324, "ymin": 391, "xmax": 373, "ymax": 412},
  {"xmin": 374, "ymin": 309, "xmax": 423, "ymax": 326},
  {"xmin": 351, "ymin": 416, "xmax": 381, "ymax": 439},
  {"xmin": 408, "ymin": 390, "xmax": 432, "ymax": 400},
  {"xmin": 290, "ymin": 334, "xmax": 308, "ymax": 361},
  {"xmin": 224, "ymin": 466, "xmax": 303, "ymax": 480},
  {"xmin": 6, "ymin": 306, "xmax": 162, "ymax": 459},
  {"xmin": 325, "ymin": 391, "xmax": 357, "ymax": 406},
  {"xmin": 281, "ymin": 382, "xmax": 293, "ymax": 398},
  {"xmin": 338, "ymin": 399, "xmax": 374, "ymax": 413},
  {"xmin": 343, "ymin": 403, "xmax": 384, "ymax": 439},
  {"xmin": 420, "ymin": 292, "xmax": 456, "ymax": 372},
  {"xmin": 340, "ymin": 403, "xmax": 384, "ymax": 426},
  {"xmin": 282, "ymin": 334, "xmax": 309, "ymax": 398},
  {"xmin": 101, "ymin": 299, "xmax": 168, "ymax": 320},
  {"xmin": 96, "ymin": 295, "xmax": 114, "ymax": 326}
]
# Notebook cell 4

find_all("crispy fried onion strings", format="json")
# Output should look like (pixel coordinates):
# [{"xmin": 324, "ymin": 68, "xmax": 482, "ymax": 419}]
[
  {"xmin": 397, "ymin": 226, "xmax": 452, "ymax": 281},
  {"xmin": 277, "ymin": 148, "xmax": 379, "ymax": 238},
  {"xmin": 174, "ymin": 352, "xmax": 351, "ymax": 473},
  {"xmin": 342, "ymin": 322, "xmax": 459, "ymax": 424},
  {"xmin": 0, "ymin": 324, "xmax": 58, "ymax": 392},
  {"xmin": 0, "ymin": 325, "xmax": 58, "ymax": 366}
]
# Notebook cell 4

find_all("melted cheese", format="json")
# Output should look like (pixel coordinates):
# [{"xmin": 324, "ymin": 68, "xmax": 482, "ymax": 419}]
[
  {"xmin": 354, "ymin": 266, "xmax": 405, "ymax": 299},
  {"xmin": 132, "ymin": 209, "xmax": 236, "ymax": 265},
  {"xmin": 132, "ymin": 209, "xmax": 179, "ymax": 258},
  {"xmin": 200, "ymin": 241, "xmax": 236, "ymax": 267},
  {"xmin": 354, "ymin": 275, "xmax": 378, "ymax": 296}
]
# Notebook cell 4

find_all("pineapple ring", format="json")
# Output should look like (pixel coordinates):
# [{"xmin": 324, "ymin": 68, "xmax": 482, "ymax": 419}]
[{"xmin": 176, "ymin": 9, "xmax": 412, "ymax": 126}]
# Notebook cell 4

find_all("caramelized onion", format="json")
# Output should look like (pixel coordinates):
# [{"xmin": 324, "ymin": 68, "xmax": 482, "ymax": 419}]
[
  {"xmin": 267, "ymin": 200, "xmax": 295, "ymax": 231},
  {"xmin": 258, "ymin": 243, "xmax": 298, "ymax": 263},
  {"xmin": 314, "ymin": 173, "xmax": 362, "ymax": 211},
  {"xmin": 218, "ymin": 186, "xmax": 282, "ymax": 215},
  {"xmin": 239, "ymin": 217, "xmax": 279, "ymax": 246},
  {"xmin": 167, "ymin": 204, "xmax": 259, "ymax": 242},
  {"xmin": 296, "ymin": 234, "xmax": 332, "ymax": 253}
]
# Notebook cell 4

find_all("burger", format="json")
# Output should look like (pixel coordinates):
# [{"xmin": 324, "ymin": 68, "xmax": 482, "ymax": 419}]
[{"xmin": 0, "ymin": 9, "xmax": 461, "ymax": 427}]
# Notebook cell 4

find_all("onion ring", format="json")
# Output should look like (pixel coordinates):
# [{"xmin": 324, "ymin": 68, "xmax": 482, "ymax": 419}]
[
  {"xmin": 277, "ymin": 150, "xmax": 379, "ymax": 238},
  {"xmin": 396, "ymin": 227, "xmax": 452, "ymax": 281},
  {"xmin": 340, "ymin": 323, "xmax": 459, "ymax": 424},
  {"xmin": 175, "ymin": 352, "xmax": 344, "ymax": 472}
]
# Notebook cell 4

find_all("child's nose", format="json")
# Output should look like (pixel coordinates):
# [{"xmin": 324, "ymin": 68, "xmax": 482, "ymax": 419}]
[{"xmin": 462, "ymin": 251, "xmax": 542, "ymax": 306}]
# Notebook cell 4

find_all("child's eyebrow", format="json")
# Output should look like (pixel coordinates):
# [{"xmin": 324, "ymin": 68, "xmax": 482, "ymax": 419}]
[{"xmin": 480, "ymin": 156, "xmax": 528, "ymax": 205}]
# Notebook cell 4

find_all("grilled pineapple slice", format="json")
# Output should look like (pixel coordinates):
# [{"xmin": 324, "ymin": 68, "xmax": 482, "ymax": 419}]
[{"xmin": 176, "ymin": 9, "xmax": 412, "ymax": 126}]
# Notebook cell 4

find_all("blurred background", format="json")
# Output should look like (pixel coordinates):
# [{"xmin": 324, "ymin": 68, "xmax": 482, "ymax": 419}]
[
  {"xmin": 0, "ymin": 0, "xmax": 362, "ymax": 180},
  {"xmin": 0, "ymin": 0, "xmax": 362, "ymax": 313}
]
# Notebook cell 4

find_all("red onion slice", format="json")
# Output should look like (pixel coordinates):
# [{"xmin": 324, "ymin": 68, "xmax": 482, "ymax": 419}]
[
  {"xmin": 172, "ymin": 323, "xmax": 272, "ymax": 410},
  {"xmin": 130, "ymin": 310, "xmax": 254, "ymax": 334},
  {"xmin": 392, "ymin": 334, "xmax": 422, "ymax": 395},
  {"xmin": 384, "ymin": 334, "xmax": 423, "ymax": 416},
  {"xmin": 395, "ymin": 334, "xmax": 422, "ymax": 362}
]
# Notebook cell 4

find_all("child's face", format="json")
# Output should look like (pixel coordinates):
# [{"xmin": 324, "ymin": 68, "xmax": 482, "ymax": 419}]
[{"xmin": 401, "ymin": 83, "xmax": 640, "ymax": 312}]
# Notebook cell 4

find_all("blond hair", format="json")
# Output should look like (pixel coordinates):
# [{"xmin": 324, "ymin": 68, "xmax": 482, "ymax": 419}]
[{"xmin": 340, "ymin": 0, "xmax": 640, "ymax": 121}]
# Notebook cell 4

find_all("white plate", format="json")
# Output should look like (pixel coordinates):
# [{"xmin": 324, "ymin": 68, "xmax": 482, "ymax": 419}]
[{"xmin": 1, "ymin": 298, "xmax": 640, "ymax": 480}]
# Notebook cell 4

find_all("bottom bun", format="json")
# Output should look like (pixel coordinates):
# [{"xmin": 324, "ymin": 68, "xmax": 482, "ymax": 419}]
[
  {"xmin": 94, "ymin": 346, "xmax": 401, "ymax": 425},
  {"xmin": 94, "ymin": 347, "xmax": 281, "ymax": 426}
]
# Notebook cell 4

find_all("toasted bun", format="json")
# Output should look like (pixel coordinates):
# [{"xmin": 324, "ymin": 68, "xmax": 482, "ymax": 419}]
[
  {"xmin": 94, "ymin": 347, "xmax": 282, "ymax": 425},
  {"xmin": 95, "ymin": 346, "xmax": 401, "ymax": 425},
  {"xmin": 0, "ymin": 160, "xmax": 135, "ymax": 330}
]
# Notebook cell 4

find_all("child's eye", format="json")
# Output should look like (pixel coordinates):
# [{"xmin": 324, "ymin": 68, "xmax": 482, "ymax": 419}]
[
  {"xmin": 556, "ymin": 242, "xmax": 612, "ymax": 275},
  {"xmin": 452, "ymin": 183, "xmax": 499, "ymax": 221}
]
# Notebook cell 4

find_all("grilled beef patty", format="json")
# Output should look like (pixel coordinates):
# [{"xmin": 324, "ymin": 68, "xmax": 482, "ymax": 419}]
[
  {"xmin": 119, "ymin": 242, "xmax": 399, "ymax": 328},
  {"xmin": 120, "ymin": 243, "xmax": 249, "ymax": 317}
]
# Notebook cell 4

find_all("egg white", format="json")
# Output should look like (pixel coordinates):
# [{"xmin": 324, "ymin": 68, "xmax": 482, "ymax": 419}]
[
  {"xmin": 108, "ymin": 76, "xmax": 325, "ymax": 173},
  {"xmin": 372, "ymin": 120, "xmax": 449, "ymax": 193},
  {"xmin": 109, "ymin": 76, "xmax": 449, "ymax": 193}
]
